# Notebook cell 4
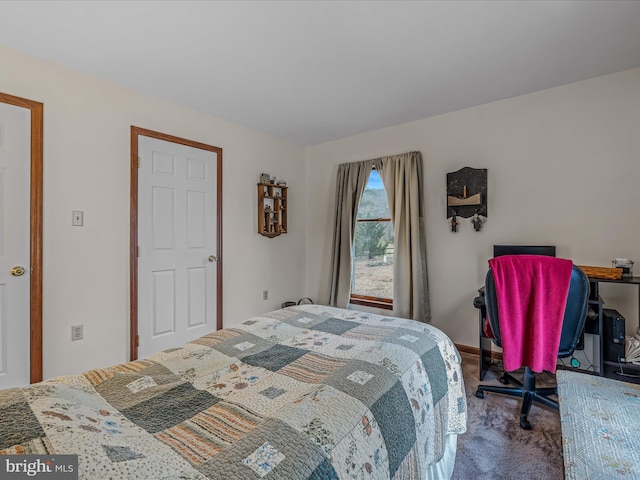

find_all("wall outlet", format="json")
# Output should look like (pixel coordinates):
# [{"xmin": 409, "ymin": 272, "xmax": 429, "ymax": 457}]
[
  {"xmin": 263, "ymin": 290, "xmax": 268, "ymax": 300},
  {"xmin": 71, "ymin": 325, "xmax": 83, "ymax": 341}
]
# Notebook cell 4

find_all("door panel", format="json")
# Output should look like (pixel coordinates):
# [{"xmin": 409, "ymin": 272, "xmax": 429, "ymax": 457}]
[
  {"xmin": 152, "ymin": 186, "xmax": 175, "ymax": 249},
  {"xmin": 138, "ymin": 135, "xmax": 218, "ymax": 357},
  {"xmin": 0, "ymin": 102, "xmax": 30, "ymax": 388}
]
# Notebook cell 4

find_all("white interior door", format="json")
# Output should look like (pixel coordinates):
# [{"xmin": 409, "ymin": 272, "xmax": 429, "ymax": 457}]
[
  {"xmin": 138, "ymin": 136, "xmax": 218, "ymax": 358},
  {"xmin": 0, "ymin": 102, "xmax": 31, "ymax": 388}
]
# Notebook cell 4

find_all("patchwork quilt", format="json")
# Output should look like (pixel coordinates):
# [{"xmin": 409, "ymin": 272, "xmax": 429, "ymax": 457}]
[{"xmin": 0, "ymin": 305, "xmax": 467, "ymax": 479}]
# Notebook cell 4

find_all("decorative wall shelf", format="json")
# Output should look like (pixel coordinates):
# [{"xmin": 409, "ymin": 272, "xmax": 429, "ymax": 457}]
[{"xmin": 258, "ymin": 182, "xmax": 288, "ymax": 238}]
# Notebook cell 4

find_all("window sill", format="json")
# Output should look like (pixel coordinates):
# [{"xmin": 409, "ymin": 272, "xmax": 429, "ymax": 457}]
[{"xmin": 349, "ymin": 295, "xmax": 393, "ymax": 310}]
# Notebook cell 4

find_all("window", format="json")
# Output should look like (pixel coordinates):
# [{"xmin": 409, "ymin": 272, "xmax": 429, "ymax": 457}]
[{"xmin": 350, "ymin": 169, "xmax": 393, "ymax": 309}]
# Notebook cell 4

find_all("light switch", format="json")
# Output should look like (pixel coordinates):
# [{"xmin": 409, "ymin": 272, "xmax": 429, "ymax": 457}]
[{"xmin": 72, "ymin": 210, "xmax": 84, "ymax": 226}]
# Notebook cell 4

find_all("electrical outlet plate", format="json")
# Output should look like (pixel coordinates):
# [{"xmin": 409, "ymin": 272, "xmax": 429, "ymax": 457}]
[{"xmin": 71, "ymin": 325, "xmax": 83, "ymax": 341}]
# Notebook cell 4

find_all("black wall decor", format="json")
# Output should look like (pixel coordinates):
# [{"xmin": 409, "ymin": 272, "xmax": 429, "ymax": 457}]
[{"xmin": 446, "ymin": 167, "xmax": 487, "ymax": 219}]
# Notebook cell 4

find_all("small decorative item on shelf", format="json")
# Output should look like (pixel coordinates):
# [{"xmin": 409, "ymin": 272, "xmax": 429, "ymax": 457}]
[
  {"xmin": 277, "ymin": 179, "xmax": 286, "ymax": 186},
  {"xmin": 612, "ymin": 258, "xmax": 634, "ymax": 278},
  {"xmin": 260, "ymin": 172, "xmax": 271, "ymax": 183},
  {"xmin": 264, "ymin": 205, "xmax": 271, "ymax": 211}
]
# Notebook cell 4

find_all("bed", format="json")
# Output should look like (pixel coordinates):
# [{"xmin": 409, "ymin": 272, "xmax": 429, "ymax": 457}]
[{"xmin": 0, "ymin": 304, "xmax": 467, "ymax": 479}]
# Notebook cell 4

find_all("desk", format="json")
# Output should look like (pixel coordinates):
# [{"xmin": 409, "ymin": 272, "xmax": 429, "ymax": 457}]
[
  {"xmin": 474, "ymin": 276, "xmax": 640, "ymax": 381},
  {"xmin": 589, "ymin": 276, "xmax": 640, "ymax": 381}
]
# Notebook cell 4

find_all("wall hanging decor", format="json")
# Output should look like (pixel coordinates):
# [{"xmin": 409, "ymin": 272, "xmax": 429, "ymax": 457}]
[{"xmin": 446, "ymin": 167, "xmax": 487, "ymax": 232}]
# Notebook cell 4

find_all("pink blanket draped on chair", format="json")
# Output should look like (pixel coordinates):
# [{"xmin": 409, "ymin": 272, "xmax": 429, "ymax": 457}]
[{"xmin": 488, "ymin": 254, "xmax": 573, "ymax": 373}]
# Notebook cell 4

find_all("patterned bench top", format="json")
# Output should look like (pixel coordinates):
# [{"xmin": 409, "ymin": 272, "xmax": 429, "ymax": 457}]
[{"xmin": 557, "ymin": 370, "xmax": 640, "ymax": 479}]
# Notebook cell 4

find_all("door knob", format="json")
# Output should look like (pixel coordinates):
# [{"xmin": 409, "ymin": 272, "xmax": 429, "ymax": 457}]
[
  {"xmin": 10, "ymin": 266, "xmax": 25, "ymax": 277},
  {"xmin": 208, "ymin": 255, "xmax": 217, "ymax": 262}
]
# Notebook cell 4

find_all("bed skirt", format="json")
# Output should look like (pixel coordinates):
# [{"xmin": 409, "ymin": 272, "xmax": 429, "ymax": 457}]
[{"xmin": 425, "ymin": 433, "xmax": 458, "ymax": 480}]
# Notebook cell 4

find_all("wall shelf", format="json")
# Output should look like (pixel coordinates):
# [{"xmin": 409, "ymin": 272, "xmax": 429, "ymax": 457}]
[{"xmin": 258, "ymin": 182, "xmax": 287, "ymax": 237}]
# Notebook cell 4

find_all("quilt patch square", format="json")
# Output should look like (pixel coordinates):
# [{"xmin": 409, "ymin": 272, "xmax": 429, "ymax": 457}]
[
  {"xmin": 191, "ymin": 328, "xmax": 244, "ymax": 347},
  {"xmin": 122, "ymin": 383, "xmax": 220, "ymax": 433},
  {"xmin": 102, "ymin": 444, "xmax": 146, "ymax": 462},
  {"xmin": 156, "ymin": 401, "xmax": 262, "ymax": 465},
  {"xmin": 243, "ymin": 320, "xmax": 258, "ymax": 326},
  {"xmin": 371, "ymin": 381, "xmax": 416, "ymax": 478},
  {"xmin": 420, "ymin": 347, "xmax": 448, "ymax": 404},
  {"xmin": 242, "ymin": 344, "xmax": 308, "ymax": 372},
  {"xmin": 336, "ymin": 344, "xmax": 354, "ymax": 350},
  {"xmin": 347, "ymin": 371, "xmax": 375, "ymax": 385},
  {"xmin": 325, "ymin": 360, "xmax": 397, "ymax": 409},
  {"xmin": 342, "ymin": 325, "xmax": 395, "ymax": 342},
  {"xmin": 242, "ymin": 441, "xmax": 285, "ymax": 477},
  {"xmin": 312, "ymin": 318, "xmax": 359, "ymax": 335},
  {"xmin": 259, "ymin": 386, "xmax": 287, "ymax": 399},
  {"xmin": 399, "ymin": 334, "xmax": 419, "ymax": 343},
  {"xmin": 310, "ymin": 458, "xmax": 340, "ymax": 479},
  {"xmin": 279, "ymin": 353, "xmax": 348, "ymax": 384},
  {"xmin": 208, "ymin": 332, "xmax": 273, "ymax": 360},
  {"xmin": 126, "ymin": 375, "xmax": 158, "ymax": 394},
  {"xmin": 0, "ymin": 400, "xmax": 45, "ymax": 450},
  {"xmin": 234, "ymin": 341, "xmax": 255, "ymax": 351}
]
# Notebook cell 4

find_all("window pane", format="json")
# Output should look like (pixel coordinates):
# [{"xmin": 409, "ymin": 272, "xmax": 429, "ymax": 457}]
[
  {"xmin": 352, "ymin": 220, "xmax": 393, "ymax": 299},
  {"xmin": 357, "ymin": 170, "xmax": 390, "ymax": 220}
]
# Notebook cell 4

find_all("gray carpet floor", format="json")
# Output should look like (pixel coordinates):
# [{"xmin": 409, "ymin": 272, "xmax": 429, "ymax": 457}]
[{"xmin": 452, "ymin": 352, "xmax": 564, "ymax": 480}]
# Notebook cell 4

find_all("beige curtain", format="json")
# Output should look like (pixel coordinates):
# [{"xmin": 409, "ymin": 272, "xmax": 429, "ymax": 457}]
[
  {"xmin": 328, "ymin": 151, "xmax": 430, "ymax": 322},
  {"xmin": 328, "ymin": 159, "xmax": 373, "ymax": 308},
  {"xmin": 373, "ymin": 151, "xmax": 430, "ymax": 322}
]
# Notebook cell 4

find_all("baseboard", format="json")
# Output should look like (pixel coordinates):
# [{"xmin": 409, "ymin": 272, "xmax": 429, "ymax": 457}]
[{"xmin": 455, "ymin": 343, "xmax": 503, "ymax": 361}]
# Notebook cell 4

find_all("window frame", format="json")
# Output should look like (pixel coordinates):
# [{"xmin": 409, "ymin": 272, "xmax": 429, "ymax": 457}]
[{"xmin": 349, "ymin": 173, "xmax": 393, "ymax": 310}]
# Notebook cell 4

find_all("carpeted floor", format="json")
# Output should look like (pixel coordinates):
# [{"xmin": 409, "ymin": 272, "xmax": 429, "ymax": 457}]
[{"xmin": 452, "ymin": 352, "xmax": 564, "ymax": 480}]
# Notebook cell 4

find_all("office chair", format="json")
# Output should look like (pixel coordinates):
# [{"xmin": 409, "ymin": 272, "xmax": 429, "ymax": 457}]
[{"xmin": 475, "ymin": 261, "xmax": 589, "ymax": 430}]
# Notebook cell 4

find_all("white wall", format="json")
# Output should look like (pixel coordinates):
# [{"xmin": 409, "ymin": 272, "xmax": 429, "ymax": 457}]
[
  {"xmin": 306, "ymin": 68, "xmax": 640, "ymax": 348},
  {"xmin": 0, "ymin": 46, "xmax": 307, "ymax": 379}
]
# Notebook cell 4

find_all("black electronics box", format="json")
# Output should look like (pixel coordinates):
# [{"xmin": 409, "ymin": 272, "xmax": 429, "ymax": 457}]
[{"xmin": 603, "ymin": 308, "xmax": 626, "ymax": 362}]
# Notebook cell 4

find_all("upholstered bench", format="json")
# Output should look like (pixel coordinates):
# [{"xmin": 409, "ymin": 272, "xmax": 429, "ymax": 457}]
[{"xmin": 557, "ymin": 370, "xmax": 640, "ymax": 479}]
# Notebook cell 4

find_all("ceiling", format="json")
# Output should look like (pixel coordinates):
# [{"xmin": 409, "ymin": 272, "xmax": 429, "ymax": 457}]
[{"xmin": 1, "ymin": 1, "xmax": 640, "ymax": 146}]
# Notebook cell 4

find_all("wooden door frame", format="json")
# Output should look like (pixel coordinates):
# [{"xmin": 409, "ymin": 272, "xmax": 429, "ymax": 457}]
[
  {"xmin": 130, "ymin": 126, "xmax": 223, "ymax": 361},
  {"xmin": 0, "ymin": 92, "xmax": 43, "ymax": 383}
]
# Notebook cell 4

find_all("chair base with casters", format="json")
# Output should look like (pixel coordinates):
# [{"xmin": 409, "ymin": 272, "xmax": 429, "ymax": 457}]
[{"xmin": 475, "ymin": 366, "xmax": 558, "ymax": 430}]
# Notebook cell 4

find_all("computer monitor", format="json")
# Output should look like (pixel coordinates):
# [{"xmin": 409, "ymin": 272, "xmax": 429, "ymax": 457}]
[{"xmin": 493, "ymin": 245, "xmax": 556, "ymax": 258}]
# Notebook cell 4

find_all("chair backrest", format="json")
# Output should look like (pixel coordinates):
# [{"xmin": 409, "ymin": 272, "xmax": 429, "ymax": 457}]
[{"xmin": 485, "ymin": 264, "xmax": 589, "ymax": 358}]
